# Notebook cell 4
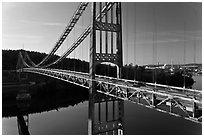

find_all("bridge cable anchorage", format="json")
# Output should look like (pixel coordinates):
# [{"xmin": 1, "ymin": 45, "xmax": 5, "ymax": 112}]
[
  {"xmin": 31, "ymin": 2, "xmax": 89, "ymax": 67},
  {"xmin": 41, "ymin": 2, "xmax": 116, "ymax": 68}
]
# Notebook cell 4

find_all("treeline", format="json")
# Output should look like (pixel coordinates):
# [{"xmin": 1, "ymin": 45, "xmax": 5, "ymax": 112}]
[
  {"xmin": 2, "ymin": 49, "xmax": 194, "ymax": 87},
  {"xmin": 2, "ymin": 49, "xmax": 89, "ymax": 71},
  {"xmin": 121, "ymin": 64, "xmax": 194, "ymax": 87},
  {"xmin": 2, "ymin": 49, "xmax": 46, "ymax": 70}
]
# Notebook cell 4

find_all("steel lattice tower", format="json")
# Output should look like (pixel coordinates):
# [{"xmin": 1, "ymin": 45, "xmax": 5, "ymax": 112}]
[{"xmin": 88, "ymin": 2, "xmax": 124, "ymax": 135}]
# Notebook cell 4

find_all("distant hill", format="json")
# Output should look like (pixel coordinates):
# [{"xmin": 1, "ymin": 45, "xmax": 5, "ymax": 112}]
[
  {"xmin": 2, "ymin": 49, "xmax": 194, "ymax": 88},
  {"xmin": 2, "ymin": 49, "xmax": 89, "ymax": 72},
  {"xmin": 2, "ymin": 49, "xmax": 46, "ymax": 70}
]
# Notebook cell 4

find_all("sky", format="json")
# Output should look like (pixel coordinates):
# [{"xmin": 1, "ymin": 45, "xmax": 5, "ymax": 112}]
[{"xmin": 2, "ymin": 2, "xmax": 202, "ymax": 66}]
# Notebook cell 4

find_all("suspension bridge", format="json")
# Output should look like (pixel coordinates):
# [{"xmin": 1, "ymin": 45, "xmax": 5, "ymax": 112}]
[{"xmin": 16, "ymin": 2, "xmax": 202, "ymax": 135}]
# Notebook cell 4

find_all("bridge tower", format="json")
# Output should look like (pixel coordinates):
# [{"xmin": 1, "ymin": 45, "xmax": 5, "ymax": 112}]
[
  {"xmin": 88, "ymin": 2, "xmax": 124, "ymax": 135},
  {"xmin": 16, "ymin": 51, "xmax": 28, "ymax": 81}
]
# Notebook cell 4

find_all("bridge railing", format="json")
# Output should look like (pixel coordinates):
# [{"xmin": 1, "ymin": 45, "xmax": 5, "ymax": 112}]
[
  {"xmin": 22, "ymin": 68, "xmax": 202, "ymax": 99},
  {"xmin": 22, "ymin": 68, "xmax": 202, "ymax": 123},
  {"xmin": 44, "ymin": 68, "xmax": 201, "ymax": 94}
]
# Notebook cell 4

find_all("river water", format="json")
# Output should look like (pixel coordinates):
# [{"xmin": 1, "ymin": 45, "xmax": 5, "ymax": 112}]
[{"xmin": 2, "ymin": 75, "xmax": 202, "ymax": 135}]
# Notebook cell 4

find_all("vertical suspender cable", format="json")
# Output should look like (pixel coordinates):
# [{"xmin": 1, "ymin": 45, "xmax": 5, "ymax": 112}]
[
  {"xmin": 126, "ymin": 4, "xmax": 129, "ymax": 79},
  {"xmin": 87, "ymin": 17, "xmax": 90, "ymax": 73},
  {"xmin": 193, "ymin": 5, "xmax": 197, "ymax": 64},
  {"xmin": 81, "ymin": 11, "xmax": 84, "ymax": 72},
  {"xmin": 100, "ymin": 3, "xmax": 102, "ymax": 54},
  {"xmin": 67, "ymin": 36, "xmax": 69, "ymax": 70},
  {"xmin": 111, "ymin": 3, "xmax": 113, "ymax": 54},
  {"xmin": 105, "ymin": 2, "xmax": 108, "ymax": 54},
  {"xmin": 98, "ymin": 3, "xmax": 102, "ymax": 122},
  {"xmin": 153, "ymin": 5, "xmax": 157, "ymax": 84},
  {"xmin": 87, "ymin": 35, "xmax": 89, "ymax": 73},
  {"xmin": 134, "ymin": 3, "xmax": 136, "ymax": 81},
  {"xmin": 61, "ymin": 41, "xmax": 63, "ymax": 69},
  {"xmin": 183, "ymin": 5, "xmax": 186, "ymax": 88},
  {"xmin": 193, "ymin": 29, "xmax": 196, "ymax": 64},
  {"xmin": 74, "ymin": 27, "xmax": 76, "ymax": 72},
  {"xmin": 105, "ymin": 3, "xmax": 109, "ymax": 124},
  {"xmin": 105, "ymin": 2, "xmax": 109, "ymax": 78}
]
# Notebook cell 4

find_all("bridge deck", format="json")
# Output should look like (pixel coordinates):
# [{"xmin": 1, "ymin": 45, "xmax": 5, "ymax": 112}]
[{"xmin": 21, "ymin": 68, "xmax": 202, "ymax": 123}]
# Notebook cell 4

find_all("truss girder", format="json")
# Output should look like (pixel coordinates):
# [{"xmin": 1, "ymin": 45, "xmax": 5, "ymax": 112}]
[{"xmin": 22, "ymin": 68, "xmax": 202, "ymax": 123}]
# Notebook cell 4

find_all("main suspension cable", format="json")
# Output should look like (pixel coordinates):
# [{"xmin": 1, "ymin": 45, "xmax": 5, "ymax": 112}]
[
  {"xmin": 41, "ymin": 3, "xmax": 116, "ymax": 68},
  {"xmin": 35, "ymin": 2, "xmax": 89, "ymax": 67}
]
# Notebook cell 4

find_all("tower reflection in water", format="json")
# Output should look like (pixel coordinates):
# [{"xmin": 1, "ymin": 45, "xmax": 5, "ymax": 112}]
[
  {"xmin": 17, "ymin": 114, "xmax": 30, "ymax": 135},
  {"xmin": 90, "ymin": 93, "xmax": 124, "ymax": 135},
  {"xmin": 3, "ymin": 78, "xmax": 125, "ymax": 135},
  {"xmin": 13, "ymin": 92, "xmax": 124, "ymax": 135},
  {"xmin": 3, "ymin": 85, "xmax": 88, "ymax": 135}
]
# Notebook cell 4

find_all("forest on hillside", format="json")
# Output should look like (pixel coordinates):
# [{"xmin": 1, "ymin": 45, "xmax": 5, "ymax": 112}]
[{"xmin": 2, "ymin": 49, "xmax": 194, "ymax": 88}]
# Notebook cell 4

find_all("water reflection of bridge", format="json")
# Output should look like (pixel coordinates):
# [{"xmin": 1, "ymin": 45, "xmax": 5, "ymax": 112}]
[
  {"xmin": 4, "ymin": 85, "xmax": 122, "ymax": 135},
  {"xmin": 16, "ymin": 2, "xmax": 202, "ymax": 135}
]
